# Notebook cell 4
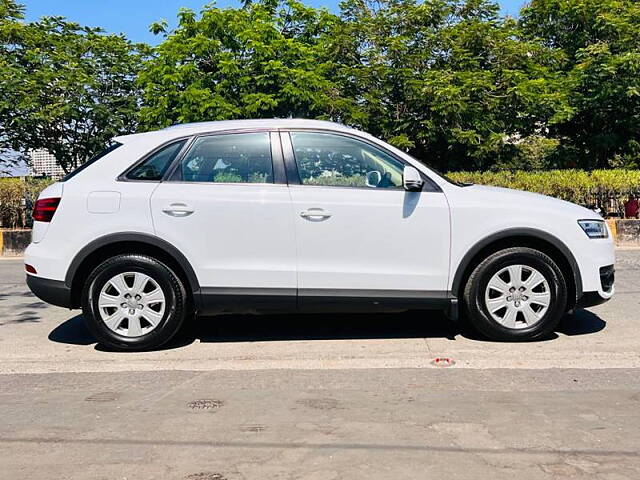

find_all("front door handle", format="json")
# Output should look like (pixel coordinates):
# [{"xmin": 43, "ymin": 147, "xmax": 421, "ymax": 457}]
[
  {"xmin": 162, "ymin": 203, "xmax": 195, "ymax": 217},
  {"xmin": 300, "ymin": 208, "xmax": 332, "ymax": 220}
]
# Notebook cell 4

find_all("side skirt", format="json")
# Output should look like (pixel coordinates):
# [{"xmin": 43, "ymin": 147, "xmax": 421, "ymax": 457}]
[{"xmin": 198, "ymin": 287, "xmax": 452, "ymax": 315}]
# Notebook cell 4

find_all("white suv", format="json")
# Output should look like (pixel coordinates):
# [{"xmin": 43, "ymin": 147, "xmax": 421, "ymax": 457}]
[{"xmin": 25, "ymin": 119, "xmax": 615, "ymax": 350}]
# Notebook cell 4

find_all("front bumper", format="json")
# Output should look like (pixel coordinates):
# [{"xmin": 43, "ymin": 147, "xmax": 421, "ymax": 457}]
[
  {"xmin": 576, "ymin": 264, "xmax": 614, "ymax": 309},
  {"xmin": 26, "ymin": 274, "xmax": 74, "ymax": 309}
]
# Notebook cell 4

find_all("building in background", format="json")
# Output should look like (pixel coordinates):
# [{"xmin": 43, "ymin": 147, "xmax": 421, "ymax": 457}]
[{"xmin": 28, "ymin": 149, "xmax": 64, "ymax": 179}]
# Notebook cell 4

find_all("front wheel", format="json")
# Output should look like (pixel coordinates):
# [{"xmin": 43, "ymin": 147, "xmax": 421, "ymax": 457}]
[
  {"xmin": 463, "ymin": 247, "xmax": 567, "ymax": 341},
  {"xmin": 82, "ymin": 254, "xmax": 187, "ymax": 351}
]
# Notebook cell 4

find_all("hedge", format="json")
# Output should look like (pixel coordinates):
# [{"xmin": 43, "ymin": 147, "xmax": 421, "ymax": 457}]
[
  {"xmin": 0, "ymin": 177, "xmax": 54, "ymax": 228},
  {"xmin": 446, "ymin": 169, "xmax": 640, "ymax": 209},
  {"xmin": 2, "ymin": 170, "xmax": 640, "ymax": 227}
]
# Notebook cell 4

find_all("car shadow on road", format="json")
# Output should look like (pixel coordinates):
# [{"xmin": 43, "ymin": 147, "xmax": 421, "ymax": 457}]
[
  {"xmin": 48, "ymin": 308, "xmax": 607, "ymax": 352},
  {"xmin": 195, "ymin": 310, "xmax": 459, "ymax": 343},
  {"xmin": 558, "ymin": 309, "xmax": 607, "ymax": 336},
  {"xmin": 48, "ymin": 314, "xmax": 95, "ymax": 345}
]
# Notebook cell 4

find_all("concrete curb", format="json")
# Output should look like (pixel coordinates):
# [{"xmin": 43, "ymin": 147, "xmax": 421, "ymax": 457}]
[
  {"xmin": 0, "ymin": 229, "xmax": 31, "ymax": 256},
  {"xmin": 612, "ymin": 219, "xmax": 640, "ymax": 245}
]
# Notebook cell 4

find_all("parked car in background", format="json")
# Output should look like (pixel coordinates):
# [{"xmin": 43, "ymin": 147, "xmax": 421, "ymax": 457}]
[{"xmin": 24, "ymin": 119, "xmax": 615, "ymax": 350}]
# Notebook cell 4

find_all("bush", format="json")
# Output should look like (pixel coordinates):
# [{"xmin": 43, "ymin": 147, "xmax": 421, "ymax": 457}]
[
  {"xmin": 0, "ymin": 177, "xmax": 54, "ymax": 228},
  {"xmin": 2, "ymin": 170, "xmax": 640, "ymax": 226},
  {"xmin": 446, "ymin": 169, "xmax": 640, "ymax": 215}
]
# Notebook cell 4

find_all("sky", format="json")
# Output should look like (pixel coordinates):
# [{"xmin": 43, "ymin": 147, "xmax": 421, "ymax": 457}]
[{"xmin": 22, "ymin": 0, "xmax": 526, "ymax": 45}]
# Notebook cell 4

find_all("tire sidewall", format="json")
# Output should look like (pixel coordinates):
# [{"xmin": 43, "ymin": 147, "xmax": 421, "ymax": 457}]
[
  {"xmin": 468, "ymin": 249, "xmax": 567, "ymax": 341},
  {"xmin": 82, "ymin": 255, "xmax": 185, "ymax": 350}
]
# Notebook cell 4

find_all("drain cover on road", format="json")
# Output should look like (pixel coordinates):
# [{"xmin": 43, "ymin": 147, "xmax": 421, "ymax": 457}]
[
  {"xmin": 296, "ymin": 398, "xmax": 341, "ymax": 410},
  {"xmin": 430, "ymin": 357, "xmax": 455, "ymax": 367},
  {"xmin": 187, "ymin": 399, "xmax": 225, "ymax": 410},
  {"xmin": 85, "ymin": 392, "xmax": 119, "ymax": 402},
  {"xmin": 240, "ymin": 424, "xmax": 266, "ymax": 432},
  {"xmin": 185, "ymin": 473, "xmax": 227, "ymax": 480}
]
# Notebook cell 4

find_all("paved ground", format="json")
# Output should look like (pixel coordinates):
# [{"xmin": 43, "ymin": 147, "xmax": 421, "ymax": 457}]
[{"xmin": 1, "ymin": 251, "xmax": 639, "ymax": 478}]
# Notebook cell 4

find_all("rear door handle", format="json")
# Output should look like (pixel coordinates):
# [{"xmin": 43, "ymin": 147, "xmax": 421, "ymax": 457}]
[
  {"xmin": 162, "ymin": 203, "xmax": 195, "ymax": 217},
  {"xmin": 300, "ymin": 208, "xmax": 332, "ymax": 219}
]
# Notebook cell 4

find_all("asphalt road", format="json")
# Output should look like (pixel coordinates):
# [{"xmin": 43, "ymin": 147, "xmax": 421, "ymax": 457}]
[{"xmin": 1, "ymin": 251, "xmax": 640, "ymax": 479}]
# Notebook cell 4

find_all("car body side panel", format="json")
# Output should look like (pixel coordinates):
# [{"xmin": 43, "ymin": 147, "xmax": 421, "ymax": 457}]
[
  {"xmin": 150, "ymin": 182, "xmax": 297, "ymax": 291},
  {"xmin": 288, "ymin": 186, "xmax": 451, "ymax": 293},
  {"xmin": 24, "ymin": 120, "xmax": 615, "ymax": 313},
  {"xmin": 440, "ymin": 184, "xmax": 615, "ymax": 297},
  {"xmin": 24, "ymin": 141, "xmax": 160, "ymax": 282}
]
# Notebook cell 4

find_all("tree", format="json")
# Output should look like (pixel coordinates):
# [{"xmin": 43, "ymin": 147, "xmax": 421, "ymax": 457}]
[
  {"xmin": 0, "ymin": 0, "xmax": 149, "ymax": 173},
  {"xmin": 521, "ymin": 0, "xmax": 640, "ymax": 169},
  {"xmin": 329, "ymin": 0, "xmax": 572, "ymax": 171},
  {"xmin": 138, "ymin": 0, "xmax": 354, "ymax": 129},
  {"xmin": 0, "ymin": 0, "xmax": 24, "ymax": 175}
]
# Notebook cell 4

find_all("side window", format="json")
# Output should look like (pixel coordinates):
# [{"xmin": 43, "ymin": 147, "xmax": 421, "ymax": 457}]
[
  {"xmin": 126, "ymin": 140, "xmax": 187, "ymax": 181},
  {"xmin": 178, "ymin": 132, "xmax": 273, "ymax": 183},
  {"xmin": 290, "ymin": 132, "xmax": 404, "ymax": 189}
]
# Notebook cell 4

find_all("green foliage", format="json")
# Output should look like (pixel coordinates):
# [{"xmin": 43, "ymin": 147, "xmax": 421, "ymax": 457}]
[
  {"xmin": 211, "ymin": 172, "xmax": 244, "ymax": 183},
  {"xmin": 248, "ymin": 172, "xmax": 271, "ymax": 183},
  {"xmin": 0, "ymin": 0, "xmax": 149, "ymax": 172},
  {"xmin": 520, "ymin": 0, "xmax": 640, "ymax": 169},
  {"xmin": 304, "ymin": 174, "xmax": 367, "ymax": 187},
  {"xmin": 0, "ymin": 178, "xmax": 23, "ymax": 228},
  {"xmin": 143, "ymin": 0, "xmax": 640, "ymax": 172},
  {"xmin": 137, "ymin": 0, "xmax": 351, "ymax": 129},
  {"xmin": 447, "ymin": 169, "xmax": 640, "ymax": 205},
  {"xmin": 2, "ymin": 0, "xmax": 640, "ymax": 174},
  {"xmin": 330, "ymin": 0, "xmax": 571, "ymax": 171},
  {"xmin": 0, "ymin": 177, "xmax": 53, "ymax": 228}
]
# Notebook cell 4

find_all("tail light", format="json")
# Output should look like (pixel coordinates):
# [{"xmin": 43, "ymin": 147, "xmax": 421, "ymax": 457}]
[{"xmin": 33, "ymin": 197, "xmax": 61, "ymax": 223}]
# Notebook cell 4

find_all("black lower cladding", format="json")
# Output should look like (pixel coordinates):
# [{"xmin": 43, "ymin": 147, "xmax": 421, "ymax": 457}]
[
  {"xmin": 599, "ymin": 265, "xmax": 615, "ymax": 293},
  {"xmin": 198, "ymin": 288, "xmax": 297, "ymax": 315},
  {"xmin": 26, "ymin": 275, "xmax": 73, "ymax": 308},
  {"xmin": 198, "ymin": 287, "xmax": 451, "ymax": 315}
]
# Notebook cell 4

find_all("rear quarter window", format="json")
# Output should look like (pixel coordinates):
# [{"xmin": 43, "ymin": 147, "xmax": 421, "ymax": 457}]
[
  {"xmin": 125, "ymin": 140, "xmax": 187, "ymax": 181},
  {"xmin": 61, "ymin": 142, "xmax": 123, "ymax": 182}
]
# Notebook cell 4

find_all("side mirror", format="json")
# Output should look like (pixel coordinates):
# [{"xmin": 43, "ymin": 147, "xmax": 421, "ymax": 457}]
[
  {"xmin": 366, "ymin": 170, "xmax": 381, "ymax": 188},
  {"xmin": 403, "ymin": 166, "xmax": 424, "ymax": 192}
]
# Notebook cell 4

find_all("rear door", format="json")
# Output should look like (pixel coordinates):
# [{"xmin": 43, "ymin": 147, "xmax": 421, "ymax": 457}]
[{"xmin": 150, "ymin": 131, "xmax": 297, "ymax": 312}]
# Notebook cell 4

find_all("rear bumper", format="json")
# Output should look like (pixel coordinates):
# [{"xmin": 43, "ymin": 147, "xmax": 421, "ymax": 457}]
[{"xmin": 26, "ymin": 274, "xmax": 74, "ymax": 309}]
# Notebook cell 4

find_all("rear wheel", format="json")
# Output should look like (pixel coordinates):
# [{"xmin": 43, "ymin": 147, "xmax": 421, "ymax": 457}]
[
  {"xmin": 463, "ymin": 247, "xmax": 567, "ymax": 341},
  {"xmin": 82, "ymin": 254, "xmax": 187, "ymax": 351}
]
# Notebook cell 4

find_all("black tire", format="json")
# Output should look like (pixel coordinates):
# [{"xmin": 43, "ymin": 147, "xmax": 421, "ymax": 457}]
[
  {"xmin": 463, "ymin": 247, "xmax": 567, "ymax": 342},
  {"xmin": 82, "ymin": 254, "xmax": 187, "ymax": 351}
]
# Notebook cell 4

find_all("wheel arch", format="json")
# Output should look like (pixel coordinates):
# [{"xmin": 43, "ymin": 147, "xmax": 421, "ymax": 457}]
[
  {"xmin": 452, "ymin": 228, "xmax": 582, "ymax": 309},
  {"xmin": 65, "ymin": 232, "xmax": 200, "ymax": 309}
]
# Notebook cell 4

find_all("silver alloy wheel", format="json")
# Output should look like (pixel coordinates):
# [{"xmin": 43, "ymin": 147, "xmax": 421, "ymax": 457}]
[
  {"xmin": 97, "ymin": 272, "xmax": 166, "ymax": 337},
  {"xmin": 484, "ymin": 264, "xmax": 551, "ymax": 329}
]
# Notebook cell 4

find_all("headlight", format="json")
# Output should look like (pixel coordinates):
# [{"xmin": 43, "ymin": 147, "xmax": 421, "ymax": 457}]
[{"xmin": 578, "ymin": 219, "xmax": 608, "ymax": 239}]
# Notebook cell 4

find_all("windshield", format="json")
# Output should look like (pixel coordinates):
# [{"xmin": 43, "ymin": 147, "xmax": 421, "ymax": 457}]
[
  {"xmin": 406, "ymin": 157, "xmax": 471, "ymax": 187},
  {"xmin": 425, "ymin": 165, "xmax": 472, "ymax": 187}
]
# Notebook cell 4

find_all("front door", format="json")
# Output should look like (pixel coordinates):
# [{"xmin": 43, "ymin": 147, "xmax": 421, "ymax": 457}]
[
  {"xmin": 150, "ymin": 131, "xmax": 296, "ymax": 312},
  {"xmin": 282, "ymin": 131, "xmax": 451, "ymax": 307}
]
